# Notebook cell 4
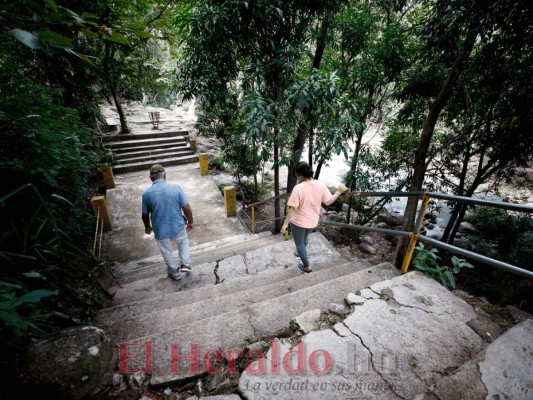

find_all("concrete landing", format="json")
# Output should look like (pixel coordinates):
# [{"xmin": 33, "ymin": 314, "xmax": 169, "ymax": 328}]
[{"xmin": 102, "ymin": 163, "xmax": 248, "ymax": 264}]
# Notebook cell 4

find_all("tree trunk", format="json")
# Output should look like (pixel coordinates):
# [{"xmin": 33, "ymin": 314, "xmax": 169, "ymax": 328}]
[
  {"xmin": 287, "ymin": 8, "xmax": 334, "ymax": 193},
  {"xmin": 346, "ymin": 133, "xmax": 363, "ymax": 223},
  {"xmin": 441, "ymin": 146, "xmax": 471, "ymax": 242},
  {"xmin": 392, "ymin": 27, "xmax": 478, "ymax": 269},
  {"xmin": 252, "ymin": 140, "xmax": 259, "ymax": 203},
  {"xmin": 111, "ymin": 87, "xmax": 130, "ymax": 134},
  {"xmin": 274, "ymin": 135, "xmax": 281, "ymax": 232}
]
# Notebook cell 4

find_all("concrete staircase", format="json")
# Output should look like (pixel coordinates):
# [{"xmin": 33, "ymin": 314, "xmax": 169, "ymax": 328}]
[
  {"xmin": 92, "ymin": 231, "xmax": 533, "ymax": 399},
  {"xmin": 104, "ymin": 130, "xmax": 197, "ymax": 174}
]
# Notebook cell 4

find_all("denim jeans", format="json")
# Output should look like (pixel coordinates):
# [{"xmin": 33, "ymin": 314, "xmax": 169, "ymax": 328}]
[
  {"xmin": 291, "ymin": 223, "xmax": 314, "ymax": 268},
  {"xmin": 155, "ymin": 227, "xmax": 191, "ymax": 275}
]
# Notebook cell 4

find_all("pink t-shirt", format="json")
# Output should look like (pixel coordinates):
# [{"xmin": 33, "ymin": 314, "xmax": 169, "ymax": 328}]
[{"xmin": 287, "ymin": 180, "xmax": 332, "ymax": 229}]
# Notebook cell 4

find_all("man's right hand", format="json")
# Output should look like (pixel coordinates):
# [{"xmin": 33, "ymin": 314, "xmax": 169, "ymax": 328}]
[{"xmin": 145, "ymin": 226, "xmax": 153, "ymax": 235}]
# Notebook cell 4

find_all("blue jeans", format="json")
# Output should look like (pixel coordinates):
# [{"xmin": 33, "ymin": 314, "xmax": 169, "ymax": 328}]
[
  {"xmin": 291, "ymin": 223, "xmax": 314, "ymax": 268},
  {"xmin": 155, "ymin": 227, "xmax": 191, "ymax": 275}
]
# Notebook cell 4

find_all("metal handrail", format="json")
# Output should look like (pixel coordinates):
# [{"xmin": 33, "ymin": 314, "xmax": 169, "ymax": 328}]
[
  {"xmin": 239, "ymin": 189, "xmax": 533, "ymax": 279},
  {"xmin": 239, "ymin": 193, "xmax": 291, "ymax": 233}
]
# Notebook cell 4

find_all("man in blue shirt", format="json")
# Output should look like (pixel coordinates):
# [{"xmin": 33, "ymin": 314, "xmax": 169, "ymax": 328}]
[{"xmin": 142, "ymin": 164, "xmax": 194, "ymax": 281}]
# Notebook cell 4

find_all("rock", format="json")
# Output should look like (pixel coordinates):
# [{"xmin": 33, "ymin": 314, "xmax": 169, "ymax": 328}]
[
  {"xmin": 345, "ymin": 293, "xmax": 366, "ymax": 305},
  {"xmin": 360, "ymin": 235, "xmax": 374, "ymax": 245},
  {"xmin": 127, "ymin": 370, "xmax": 147, "ymax": 389},
  {"xmin": 453, "ymin": 239, "xmax": 472, "ymax": 250},
  {"xmin": 376, "ymin": 222, "xmax": 389, "ymax": 229},
  {"xmin": 504, "ymin": 305, "xmax": 532, "ymax": 324},
  {"xmin": 248, "ymin": 341, "xmax": 267, "ymax": 352},
  {"xmin": 376, "ymin": 213, "xmax": 403, "ymax": 226},
  {"xmin": 358, "ymin": 288, "xmax": 380, "ymax": 299},
  {"xmin": 16, "ymin": 326, "xmax": 113, "ymax": 400},
  {"xmin": 290, "ymin": 309, "xmax": 322, "ymax": 334},
  {"xmin": 359, "ymin": 242, "xmax": 378, "ymax": 255},
  {"xmin": 213, "ymin": 378, "xmax": 232, "ymax": 394},
  {"xmin": 467, "ymin": 316, "xmax": 503, "ymax": 343},
  {"xmin": 329, "ymin": 303, "xmax": 350, "ymax": 316},
  {"xmin": 459, "ymin": 221, "xmax": 477, "ymax": 234},
  {"xmin": 325, "ymin": 228, "xmax": 345, "ymax": 245},
  {"xmin": 111, "ymin": 373, "xmax": 124, "ymax": 387},
  {"xmin": 207, "ymin": 371, "xmax": 227, "ymax": 392}
]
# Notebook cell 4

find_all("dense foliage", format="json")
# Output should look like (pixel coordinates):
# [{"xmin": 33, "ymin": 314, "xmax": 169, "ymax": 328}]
[{"xmin": 0, "ymin": 0, "xmax": 183, "ymax": 376}]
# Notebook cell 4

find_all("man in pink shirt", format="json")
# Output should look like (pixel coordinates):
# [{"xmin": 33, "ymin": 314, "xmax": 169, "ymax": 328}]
[{"xmin": 281, "ymin": 161, "xmax": 348, "ymax": 273}]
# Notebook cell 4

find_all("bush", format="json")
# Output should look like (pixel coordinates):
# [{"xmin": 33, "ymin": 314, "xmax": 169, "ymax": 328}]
[
  {"xmin": 0, "ymin": 59, "xmax": 105, "ymax": 356},
  {"xmin": 470, "ymin": 207, "xmax": 533, "ymax": 271}
]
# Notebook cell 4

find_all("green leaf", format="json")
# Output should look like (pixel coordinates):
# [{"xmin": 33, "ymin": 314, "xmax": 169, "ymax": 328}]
[
  {"xmin": 444, "ymin": 270, "xmax": 456, "ymax": 289},
  {"xmin": 8, "ymin": 29, "xmax": 43, "ymax": 50},
  {"xmin": 14, "ymin": 290, "xmax": 56, "ymax": 306},
  {"xmin": 37, "ymin": 31, "xmax": 72, "ymax": 47},
  {"xmin": 105, "ymin": 31, "xmax": 129, "ymax": 45},
  {"xmin": 0, "ymin": 310, "xmax": 23, "ymax": 326}
]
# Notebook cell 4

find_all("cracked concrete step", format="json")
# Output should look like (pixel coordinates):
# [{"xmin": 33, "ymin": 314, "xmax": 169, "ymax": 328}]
[
  {"xmin": 97, "ymin": 260, "xmax": 379, "ymax": 344},
  {"xmin": 125, "ymin": 262, "xmax": 398, "ymax": 386},
  {"xmin": 414, "ymin": 318, "xmax": 533, "ymax": 400},
  {"xmin": 107, "ymin": 232, "xmax": 347, "ymax": 305},
  {"xmin": 94, "ymin": 243, "xmax": 352, "ymax": 327},
  {"xmin": 114, "ymin": 146, "xmax": 191, "ymax": 161},
  {"xmin": 238, "ymin": 271, "xmax": 488, "ymax": 400},
  {"xmin": 112, "ymin": 154, "xmax": 198, "ymax": 174},
  {"xmin": 112, "ymin": 232, "xmax": 280, "ymax": 285}
]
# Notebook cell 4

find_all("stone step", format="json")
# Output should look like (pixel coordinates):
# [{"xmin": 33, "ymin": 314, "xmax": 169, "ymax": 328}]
[
  {"xmin": 103, "ymin": 130, "xmax": 189, "ymax": 141},
  {"xmin": 114, "ymin": 148, "xmax": 194, "ymax": 164},
  {"xmin": 112, "ymin": 154, "xmax": 198, "ymax": 174},
  {"xmin": 114, "ymin": 146, "xmax": 190, "ymax": 161},
  {"xmin": 98, "ymin": 260, "xmax": 375, "ymax": 344},
  {"xmin": 108, "ymin": 141, "xmax": 189, "ymax": 154},
  {"xmin": 112, "ymin": 232, "xmax": 280, "ymax": 285},
  {"xmin": 107, "ymin": 232, "xmax": 347, "ymax": 305},
  {"xmin": 414, "ymin": 318, "xmax": 533, "ymax": 400},
  {"xmin": 106, "ymin": 135, "xmax": 188, "ymax": 150},
  {"xmin": 109, "ymin": 263, "xmax": 398, "ymax": 387}
]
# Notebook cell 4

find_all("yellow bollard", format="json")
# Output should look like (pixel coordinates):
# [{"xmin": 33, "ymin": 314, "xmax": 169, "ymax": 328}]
[
  {"xmin": 401, "ymin": 232, "xmax": 419, "ymax": 274},
  {"xmin": 101, "ymin": 164, "xmax": 115, "ymax": 189},
  {"xmin": 90, "ymin": 195, "xmax": 112, "ymax": 231},
  {"xmin": 199, "ymin": 153, "xmax": 209, "ymax": 176},
  {"xmin": 223, "ymin": 186, "xmax": 237, "ymax": 217},
  {"xmin": 189, "ymin": 139, "xmax": 197, "ymax": 153}
]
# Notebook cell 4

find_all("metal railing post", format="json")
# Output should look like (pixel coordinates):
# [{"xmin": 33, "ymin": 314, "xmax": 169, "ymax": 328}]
[{"xmin": 401, "ymin": 193, "xmax": 431, "ymax": 274}]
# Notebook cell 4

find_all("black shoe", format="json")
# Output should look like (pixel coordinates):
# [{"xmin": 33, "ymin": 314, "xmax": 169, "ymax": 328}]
[
  {"xmin": 168, "ymin": 273, "xmax": 181, "ymax": 281},
  {"xmin": 297, "ymin": 263, "xmax": 312, "ymax": 274},
  {"xmin": 180, "ymin": 265, "xmax": 191, "ymax": 273}
]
